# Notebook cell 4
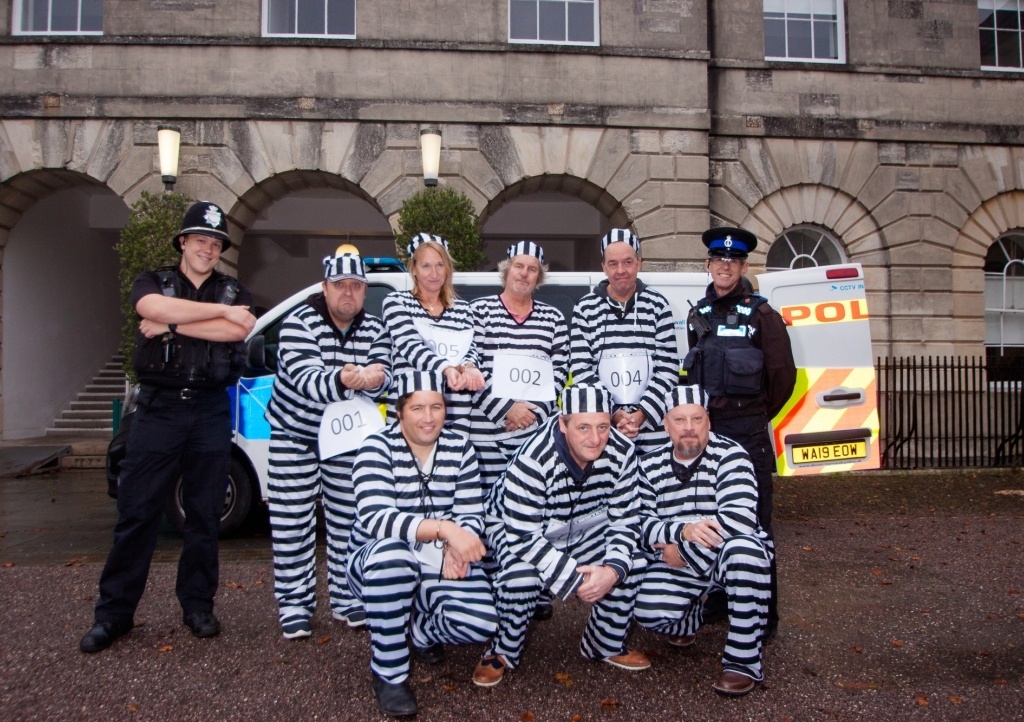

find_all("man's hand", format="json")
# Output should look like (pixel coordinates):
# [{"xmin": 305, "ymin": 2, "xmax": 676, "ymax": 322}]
[
  {"xmin": 461, "ymin": 366, "xmax": 486, "ymax": 392},
  {"xmin": 443, "ymin": 365, "xmax": 465, "ymax": 391},
  {"xmin": 575, "ymin": 564, "xmax": 619, "ymax": 603},
  {"xmin": 612, "ymin": 409, "xmax": 643, "ymax": 438},
  {"xmin": 339, "ymin": 364, "xmax": 363, "ymax": 389},
  {"xmin": 139, "ymin": 319, "xmax": 170, "ymax": 339},
  {"xmin": 682, "ymin": 519, "xmax": 725, "ymax": 549},
  {"xmin": 504, "ymin": 402, "xmax": 538, "ymax": 432},
  {"xmin": 440, "ymin": 522, "xmax": 486, "ymax": 566},
  {"xmin": 360, "ymin": 363, "xmax": 386, "ymax": 390},
  {"xmin": 654, "ymin": 542, "xmax": 686, "ymax": 568},
  {"xmin": 223, "ymin": 304, "xmax": 257, "ymax": 334}
]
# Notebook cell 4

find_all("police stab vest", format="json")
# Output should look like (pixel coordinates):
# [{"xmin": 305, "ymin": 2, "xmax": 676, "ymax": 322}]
[
  {"xmin": 133, "ymin": 267, "xmax": 245, "ymax": 388},
  {"xmin": 684, "ymin": 294, "xmax": 766, "ymax": 401}
]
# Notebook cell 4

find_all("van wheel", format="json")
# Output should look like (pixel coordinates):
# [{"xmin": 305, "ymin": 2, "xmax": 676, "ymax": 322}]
[{"xmin": 165, "ymin": 457, "xmax": 254, "ymax": 537}]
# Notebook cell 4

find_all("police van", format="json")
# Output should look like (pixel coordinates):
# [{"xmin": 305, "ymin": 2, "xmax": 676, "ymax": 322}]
[{"xmin": 108, "ymin": 263, "xmax": 878, "ymax": 535}]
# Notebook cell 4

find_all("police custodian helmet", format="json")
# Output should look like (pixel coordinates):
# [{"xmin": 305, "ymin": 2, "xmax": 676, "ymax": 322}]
[{"xmin": 173, "ymin": 201, "xmax": 232, "ymax": 253}]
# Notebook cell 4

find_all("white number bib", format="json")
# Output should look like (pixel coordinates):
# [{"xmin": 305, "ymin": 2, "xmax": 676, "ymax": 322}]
[
  {"xmin": 317, "ymin": 396, "xmax": 386, "ymax": 460},
  {"xmin": 598, "ymin": 351, "xmax": 651, "ymax": 405},
  {"xmin": 491, "ymin": 352, "xmax": 556, "ymax": 403},
  {"xmin": 413, "ymin": 319, "xmax": 473, "ymax": 366}
]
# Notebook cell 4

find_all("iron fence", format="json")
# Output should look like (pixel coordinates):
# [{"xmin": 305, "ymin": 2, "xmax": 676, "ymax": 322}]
[{"xmin": 875, "ymin": 356, "xmax": 1024, "ymax": 469}]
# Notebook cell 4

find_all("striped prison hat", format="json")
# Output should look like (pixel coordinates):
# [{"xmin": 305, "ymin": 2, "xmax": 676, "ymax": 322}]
[
  {"xmin": 600, "ymin": 228, "xmax": 640, "ymax": 257},
  {"xmin": 561, "ymin": 384, "xmax": 612, "ymax": 415},
  {"xmin": 406, "ymin": 232, "xmax": 449, "ymax": 257},
  {"xmin": 322, "ymin": 253, "xmax": 367, "ymax": 283},
  {"xmin": 666, "ymin": 384, "xmax": 709, "ymax": 410},
  {"xmin": 506, "ymin": 240, "xmax": 545, "ymax": 264},
  {"xmin": 397, "ymin": 370, "xmax": 444, "ymax": 398}
]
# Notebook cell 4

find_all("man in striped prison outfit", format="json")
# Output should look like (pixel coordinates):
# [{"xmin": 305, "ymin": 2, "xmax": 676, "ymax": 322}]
[
  {"xmin": 469, "ymin": 241, "xmax": 570, "ymax": 494},
  {"xmin": 634, "ymin": 384, "xmax": 772, "ymax": 697},
  {"xmin": 348, "ymin": 371, "xmax": 497, "ymax": 718},
  {"xmin": 265, "ymin": 253, "xmax": 392, "ymax": 639},
  {"xmin": 570, "ymin": 228, "xmax": 679, "ymax": 456},
  {"xmin": 471, "ymin": 384, "xmax": 651, "ymax": 687},
  {"xmin": 381, "ymin": 233, "xmax": 484, "ymax": 437}
]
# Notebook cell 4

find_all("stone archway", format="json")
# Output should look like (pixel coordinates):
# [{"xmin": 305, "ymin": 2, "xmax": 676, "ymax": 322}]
[{"xmin": 0, "ymin": 170, "xmax": 129, "ymax": 438}]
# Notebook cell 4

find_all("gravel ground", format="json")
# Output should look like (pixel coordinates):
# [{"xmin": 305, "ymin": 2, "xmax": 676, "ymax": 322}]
[{"xmin": 1, "ymin": 470, "xmax": 1022, "ymax": 721}]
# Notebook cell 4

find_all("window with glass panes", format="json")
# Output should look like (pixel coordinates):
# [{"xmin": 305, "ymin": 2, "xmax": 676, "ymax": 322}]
[
  {"xmin": 264, "ymin": 0, "xmax": 355, "ymax": 38},
  {"xmin": 509, "ymin": 0, "xmax": 598, "ymax": 45},
  {"xmin": 765, "ymin": 225, "xmax": 845, "ymax": 272},
  {"xmin": 764, "ymin": 0, "xmax": 844, "ymax": 62},
  {"xmin": 980, "ymin": 0, "xmax": 1024, "ymax": 69},
  {"xmin": 14, "ymin": 0, "xmax": 102, "ymax": 34}
]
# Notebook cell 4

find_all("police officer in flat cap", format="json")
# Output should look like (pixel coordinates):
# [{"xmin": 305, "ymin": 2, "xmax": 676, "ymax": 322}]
[
  {"xmin": 683, "ymin": 226, "xmax": 795, "ymax": 639},
  {"xmin": 80, "ymin": 201, "xmax": 256, "ymax": 654}
]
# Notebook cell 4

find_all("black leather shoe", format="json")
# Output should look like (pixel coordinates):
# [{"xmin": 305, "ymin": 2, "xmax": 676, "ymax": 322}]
[
  {"xmin": 79, "ymin": 620, "xmax": 132, "ymax": 653},
  {"xmin": 372, "ymin": 673, "xmax": 418, "ymax": 717},
  {"xmin": 533, "ymin": 602, "xmax": 553, "ymax": 621},
  {"xmin": 183, "ymin": 611, "xmax": 220, "ymax": 638},
  {"xmin": 413, "ymin": 642, "xmax": 445, "ymax": 665}
]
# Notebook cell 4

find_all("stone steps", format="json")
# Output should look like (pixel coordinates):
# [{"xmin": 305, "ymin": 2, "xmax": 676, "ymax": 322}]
[{"xmin": 46, "ymin": 353, "xmax": 126, "ymax": 467}]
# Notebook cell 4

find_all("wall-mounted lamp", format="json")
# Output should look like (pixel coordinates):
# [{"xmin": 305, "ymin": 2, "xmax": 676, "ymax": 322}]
[
  {"xmin": 157, "ymin": 125, "xmax": 181, "ymax": 192},
  {"xmin": 420, "ymin": 127, "xmax": 442, "ymax": 187}
]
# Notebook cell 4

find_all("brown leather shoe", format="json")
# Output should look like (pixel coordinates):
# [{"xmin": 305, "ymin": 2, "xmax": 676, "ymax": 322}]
[
  {"xmin": 713, "ymin": 670, "xmax": 756, "ymax": 696},
  {"xmin": 472, "ymin": 655, "xmax": 508, "ymax": 687},
  {"xmin": 668, "ymin": 633, "xmax": 696, "ymax": 648},
  {"xmin": 602, "ymin": 649, "xmax": 651, "ymax": 670}
]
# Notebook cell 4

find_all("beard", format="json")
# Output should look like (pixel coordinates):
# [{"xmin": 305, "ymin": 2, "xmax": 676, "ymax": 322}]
[{"xmin": 674, "ymin": 436, "xmax": 703, "ymax": 459}]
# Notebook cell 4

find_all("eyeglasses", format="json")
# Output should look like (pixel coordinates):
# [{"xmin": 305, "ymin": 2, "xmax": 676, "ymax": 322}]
[{"xmin": 708, "ymin": 257, "xmax": 743, "ymax": 266}]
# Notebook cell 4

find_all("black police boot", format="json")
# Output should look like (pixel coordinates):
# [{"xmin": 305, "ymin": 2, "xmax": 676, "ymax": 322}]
[
  {"xmin": 183, "ymin": 611, "xmax": 221, "ymax": 638},
  {"xmin": 79, "ymin": 620, "xmax": 133, "ymax": 653},
  {"xmin": 372, "ymin": 673, "xmax": 418, "ymax": 717}
]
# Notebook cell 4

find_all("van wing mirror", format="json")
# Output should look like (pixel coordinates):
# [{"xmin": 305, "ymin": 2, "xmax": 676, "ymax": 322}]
[{"xmin": 246, "ymin": 335, "xmax": 267, "ymax": 372}]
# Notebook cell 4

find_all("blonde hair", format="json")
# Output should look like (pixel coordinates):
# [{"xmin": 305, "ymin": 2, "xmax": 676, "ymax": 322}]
[{"xmin": 410, "ymin": 241, "xmax": 457, "ymax": 308}]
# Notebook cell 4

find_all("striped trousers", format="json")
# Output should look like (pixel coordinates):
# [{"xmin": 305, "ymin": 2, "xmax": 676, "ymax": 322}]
[
  {"xmin": 267, "ymin": 434, "xmax": 359, "ymax": 626},
  {"xmin": 485, "ymin": 534, "xmax": 643, "ymax": 668},
  {"xmin": 634, "ymin": 535, "xmax": 771, "ymax": 680},
  {"xmin": 348, "ymin": 538, "xmax": 498, "ymax": 683}
]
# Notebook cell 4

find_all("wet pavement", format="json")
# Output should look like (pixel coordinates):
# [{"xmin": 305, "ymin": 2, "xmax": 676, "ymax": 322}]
[{"xmin": 1, "ymin": 468, "xmax": 1023, "ymax": 721}]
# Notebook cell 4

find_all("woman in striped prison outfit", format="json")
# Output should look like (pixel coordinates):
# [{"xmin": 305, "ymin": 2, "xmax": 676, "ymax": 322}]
[
  {"xmin": 471, "ymin": 384, "xmax": 651, "ymax": 688},
  {"xmin": 468, "ymin": 241, "xmax": 569, "ymax": 495},
  {"xmin": 347, "ymin": 371, "xmax": 497, "ymax": 718},
  {"xmin": 634, "ymin": 385, "xmax": 772, "ymax": 697},
  {"xmin": 570, "ymin": 228, "xmax": 679, "ymax": 455},
  {"xmin": 265, "ymin": 253, "xmax": 392, "ymax": 639},
  {"xmin": 381, "ymin": 233, "xmax": 484, "ymax": 437}
]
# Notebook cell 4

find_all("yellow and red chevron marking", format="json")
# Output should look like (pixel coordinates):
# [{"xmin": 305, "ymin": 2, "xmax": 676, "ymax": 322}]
[{"xmin": 771, "ymin": 367, "xmax": 880, "ymax": 476}]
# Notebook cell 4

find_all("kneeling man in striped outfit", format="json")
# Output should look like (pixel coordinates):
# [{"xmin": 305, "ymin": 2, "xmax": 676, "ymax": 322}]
[
  {"xmin": 634, "ymin": 384, "xmax": 772, "ymax": 697},
  {"xmin": 472, "ymin": 383, "xmax": 650, "ymax": 687},
  {"xmin": 348, "ymin": 371, "xmax": 497, "ymax": 717}
]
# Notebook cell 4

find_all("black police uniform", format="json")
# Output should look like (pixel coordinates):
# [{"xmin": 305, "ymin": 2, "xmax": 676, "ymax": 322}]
[{"xmin": 92, "ymin": 266, "xmax": 252, "ymax": 628}]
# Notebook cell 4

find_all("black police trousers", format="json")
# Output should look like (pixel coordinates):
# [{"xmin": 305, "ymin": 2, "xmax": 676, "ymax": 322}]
[{"xmin": 94, "ymin": 385, "xmax": 231, "ymax": 624}]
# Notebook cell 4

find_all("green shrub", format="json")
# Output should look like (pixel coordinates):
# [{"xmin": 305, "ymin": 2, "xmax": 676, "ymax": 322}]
[
  {"xmin": 395, "ymin": 187, "xmax": 486, "ymax": 271},
  {"xmin": 115, "ymin": 191, "xmax": 191, "ymax": 381}
]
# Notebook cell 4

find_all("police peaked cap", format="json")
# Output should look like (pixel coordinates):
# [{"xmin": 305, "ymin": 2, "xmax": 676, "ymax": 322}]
[
  {"xmin": 561, "ymin": 384, "xmax": 612, "ymax": 416},
  {"xmin": 701, "ymin": 226, "xmax": 757, "ymax": 258},
  {"xmin": 174, "ymin": 201, "xmax": 232, "ymax": 252}
]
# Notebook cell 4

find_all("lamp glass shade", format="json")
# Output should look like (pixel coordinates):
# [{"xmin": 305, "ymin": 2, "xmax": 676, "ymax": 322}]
[
  {"xmin": 157, "ymin": 126, "xmax": 181, "ymax": 182},
  {"xmin": 420, "ymin": 128, "xmax": 442, "ymax": 186}
]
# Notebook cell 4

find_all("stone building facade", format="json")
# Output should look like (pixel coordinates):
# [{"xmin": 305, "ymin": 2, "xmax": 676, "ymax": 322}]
[{"xmin": 1, "ymin": 0, "xmax": 1023, "ymax": 436}]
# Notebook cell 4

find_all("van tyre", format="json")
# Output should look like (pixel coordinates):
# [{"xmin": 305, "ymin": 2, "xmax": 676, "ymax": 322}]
[{"xmin": 165, "ymin": 457, "xmax": 254, "ymax": 536}]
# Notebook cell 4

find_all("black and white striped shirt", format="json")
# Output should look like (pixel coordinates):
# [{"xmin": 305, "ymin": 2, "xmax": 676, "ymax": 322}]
[
  {"xmin": 488, "ymin": 417, "xmax": 641, "ymax": 599},
  {"xmin": 637, "ymin": 432, "xmax": 768, "ymax": 578},
  {"xmin": 569, "ymin": 279, "xmax": 679, "ymax": 431},
  {"xmin": 265, "ymin": 297, "xmax": 391, "ymax": 441},
  {"xmin": 381, "ymin": 290, "xmax": 481, "ymax": 431},
  {"xmin": 468, "ymin": 294, "xmax": 570, "ymax": 441},
  {"xmin": 350, "ymin": 425, "xmax": 485, "ymax": 551}
]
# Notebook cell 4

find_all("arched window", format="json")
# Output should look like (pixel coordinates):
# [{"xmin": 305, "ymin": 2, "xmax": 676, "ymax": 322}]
[
  {"xmin": 984, "ymin": 232, "xmax": 1024, "ymax": 359},
  {"xmin": 765, "ymin": 225, "xmax": 844, "ymax": 271}
]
